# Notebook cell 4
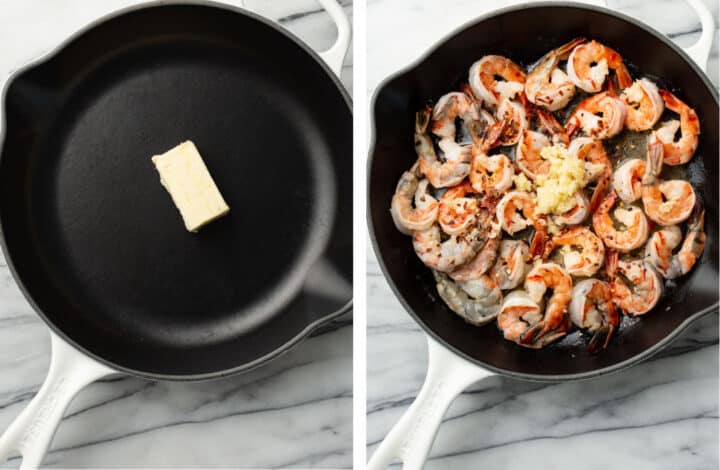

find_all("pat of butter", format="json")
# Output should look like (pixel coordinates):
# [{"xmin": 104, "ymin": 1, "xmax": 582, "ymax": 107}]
[{"xmin": 151, "ymin": 141, "xmax": 230, "ymax": 232}]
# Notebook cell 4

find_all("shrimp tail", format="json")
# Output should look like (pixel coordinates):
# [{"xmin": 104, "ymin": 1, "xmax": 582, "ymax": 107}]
[
  {"xmin": 461, "ymin": 83, "xmax": 479, "ymax": 103},
  {"xmin": 587, "ymin": 322, "xmax": 616, "ymax": 354},
  {"xmin": 589, "ymin": 171, "xmax": 610, "ymax": 213},
  {"xmin": 605, "ymin": 248, "xmax": 619, "ymax": 279},
  {"xmin": 536, "ymin": 108, "xmax": 569, "ymax": 146},
  {"xmin": 643, "ymin": 133, "xmax": 664, "ymax": 184},
  {"xmin": 528, "ymin": 226, "xmax": 547, "ymax": 261},
  {"xmin": 564, "ymin": 114, "xmax": 581, "ymax": 138},
  {"xmin": 658, "ymin": 89, "xmax": 683, "ymax": 113},
  {"xmin": 689, "ymin": 200, "xmax": 705, "ymax": 231},
  {"xmin": 557, "ymin": 37, "xmax": 588, "ymax": 58},
  {"xmin": 615, "ymin": 64, "xmax": 633, "ymax": 90},
  {"xmin": 416, "ymin": 106, "xmax": 432, "ymax": 134}
]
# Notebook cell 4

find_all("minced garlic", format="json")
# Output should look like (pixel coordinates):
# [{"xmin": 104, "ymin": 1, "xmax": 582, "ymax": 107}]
[
  {"xmin": 535, "ymin": 144, "xmax": 588, "ymax": 215},
  {"xmin": 513, "ymin": 173, "xmax": 534, "ymax": 192}
]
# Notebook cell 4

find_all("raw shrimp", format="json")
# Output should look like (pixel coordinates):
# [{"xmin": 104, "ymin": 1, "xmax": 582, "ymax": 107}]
[
  {"xmin": 496, "ymin": 191, "xmax": 548, "ymax": 258},
  {"xmin": 567, "ymin": 137, "xmax": 612, "ymax": 211},
  {"xmin": 642, "ymin": 132, "xmax": 696, "ymax": 225},
  {"xmin": 497, "ymin": 290, "xmax": 546, "ymax": 349},
  {"xmin": 612, "ymin": 158, "xmax": 645, "ymax": 203},
  {"xmin": 520, "ymin": 263, "xmax": 573, "ymax": 347},
  {"xmin": 621, "ymin": 78, "xmax": 664, "ymax": 131},
  {"xmin": 496, "ymin": 98, "xmax": 528, "ymax": 146},
  {"xmin": 490, "ymin": 240, "xmax": 529, "ymax": 290},
  {"xmin": 567, "ymin": 39, "xmax": 633, "ymax": 93},
  {"xmin": 609, "ymin": 257, "xmax": 663, "ymax": 316},
  {"xmin": 416, "ymin": 106, "xmax": 471, "ymax": 188},
  {"xmin": 644, "ymin": 205, "xmax": 705, "ymax": 279},
  {"xmin": 553, "ymin": 191, "xmax": 590, "ymax": 226},
  {"xmin": 525, "ymin": 38, "xmax": 585, "ymax": 111},
  {"xmin": 468, "ymin": 55, "xmax": 526, "ymax": 108},
  {"xmin": 569, "ymin": 279, "xmax": 619, "ymax": 353},
  {"xmin": 390, "ymin": 163, "xmax": 439, "ymax": 235},
  {"xmin": 413, "ymin": 224, "xmax": 483, "ymax": 273},
  {"xmin": 592, "ymin": 190, "xmax": 648, "ymax": 252},
  {"xmin": 438, "ymin": 181, "xmax": 479, "ymax": 236},
  {"xmin": 434, "ymin": 271, "xmax": 502, "ymax": 326},
  {"xmin": 544, "ymin": 226, "xmax": 605, "ymax": 277},
  {"xmin": 450, "ymin": 237, "xmax": 500, "ymax": 281},
  {"xmin": 656, "ymin": 90, "xmax": 699, "ymax": 165},
  {"xmin": 516, "ymin": 130, "xmax": 551, "ymax": 180},
  {"xmin": 565, "ymin": 92, "xmax": 627, "ymax": 140}
]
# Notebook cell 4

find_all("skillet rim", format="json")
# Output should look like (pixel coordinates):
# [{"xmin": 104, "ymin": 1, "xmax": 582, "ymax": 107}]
[
  {"xmin": 0, "ymin": 0, "xmax": 353, "ymax": 381},
  {"xmin": 367, "ymin": 1, "xmax": 719, "ymax": 382}
]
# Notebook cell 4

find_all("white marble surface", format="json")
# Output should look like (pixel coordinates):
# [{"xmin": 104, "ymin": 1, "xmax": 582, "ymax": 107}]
[
  {"xmin": 367, "ymin": 0, "xmax": 719, "ymax": 468},
  {"xmin": 0, "ymin": 1, "xmax": 352, "ymax": 468}
]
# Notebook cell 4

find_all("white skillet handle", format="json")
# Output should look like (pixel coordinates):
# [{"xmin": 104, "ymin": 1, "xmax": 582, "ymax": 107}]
[
  {"xmin": 0, "ymin": 332, "xmax": 114, "ymax": 469},
  {"xmin": 315, "ymin": 0, "xmax": 352, "ymax": 76},
  {"xmin": 682, "ymin": 0, "xmax": 714, "ymax": 71},
  {"xmin": 367, "ymin": 336, "xmax": 494, "ymax": 470}
]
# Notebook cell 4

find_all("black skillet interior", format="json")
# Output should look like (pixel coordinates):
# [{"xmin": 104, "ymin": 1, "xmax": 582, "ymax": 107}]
[
  {"xmin": 0, "ymin": 3, "xmax": 352, "ymax": 379},
  {"xmin": 369, "ymin": 4, "xmax": 718, "ymax": 379}
]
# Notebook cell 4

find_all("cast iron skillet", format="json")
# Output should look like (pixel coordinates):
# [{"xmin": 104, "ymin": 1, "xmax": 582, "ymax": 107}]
[
  {"xmin": 0, "ymin": 1, "xmax": 351, "ymax": 467},
  {"xmin": 368, "ymin": 2, "xmax": 717, "ymax": 468}
]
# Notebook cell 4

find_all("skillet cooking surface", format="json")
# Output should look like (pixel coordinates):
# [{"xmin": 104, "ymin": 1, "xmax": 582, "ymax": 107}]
[
  {"xmin": 369, "ymin": 4, "xmax": 718, "ymax": 379},
  {"xmin": 0, "ymin": 3, "xmax": 352, "ymax": 378}
]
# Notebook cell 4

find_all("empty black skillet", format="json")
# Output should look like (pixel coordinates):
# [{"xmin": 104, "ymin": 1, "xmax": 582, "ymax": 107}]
[
  {"xmin": 367, "ymin": 2, "xmax": 717, "ymax": 468},
  {"xmin": 0, "ymin": 1, "xmax": 351, "ymax": 467}
]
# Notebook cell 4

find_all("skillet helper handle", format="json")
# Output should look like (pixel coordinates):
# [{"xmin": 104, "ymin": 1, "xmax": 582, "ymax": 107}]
[
  {"xmin": 682, "ymin": 0, "xmax": 714, "ymax": 71},
  {"xmin": 0, "ymin": 332, "xmax": 114, "ymax": 469},
  {"xmin": 315, "ymin": 0, "xmax": 352, "ymax": 76},
  {"xmin": 367, "ymin": 336, "xmax": 494, "ymax": 470}
]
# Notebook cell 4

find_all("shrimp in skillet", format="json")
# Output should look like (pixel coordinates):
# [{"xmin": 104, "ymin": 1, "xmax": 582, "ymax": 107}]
[
  {"xmin": 431, "ymin": 92, "xmax": 485, "ymax": 155},
  {"xmin": 438, "ymin": 181, "xmax": 479, "ymax": 236},
  {"xmin": 569, "ymin": 279, "xmax": 619, "ymax": 353},
  {"xmin": 593, "ymin": 190, "xmax": 648, "ymax": 252},
  {"xmin": 553, "ymin": 191, "xmax": 590, "ymax": 227},
  {"xmin": 621, "ymin": 78, "xmax": 664, "ymax": 131},
  {"xmin": 655, "ymin": 89, "xmax": 699, "ymax": 166},
  {"xmin": 567, "ymin": 39, "xmax": 633, "ymax": 93},
  {"xmin": 642, "ymin": 132, "xmax": 696, "ymax": 225},
  {"xmin": 516, "ymin": 130, "xmax": 552, "ymax": 180},
  {"xmin": 490, "ymin": 240, "xmax": 529, "ymax": 290},
  {"xmin": 450, "ymin": 237, "xmax": 500, "ymax": 281},
  {"xmin": 565, "ymin": 92, "xmax": 627, "ymax": 140},
  {"xmin": 497, "ymin": 290, "xmax": 546, "ymax": 349},
  {"xmin": 525, "ymin": 38, "xmax": 585, "ymax": 111},
  {"xmin": 612, "ymin": 158, "xmax": 645, "ymax": 203},
  {"xmin": 495, "ymin": 98, "xmax": 528, "ymax": 146},
  {"xmin": 520, "ymin": 263, "xmax": 573, "ymax": 347},
  {"xmin": 469, "ymin": 119, "xmax": 513, "ymax": 195},
  {"xmin": 434, "ymin": 271, "xmax": 502, "ymax": 326},
  {"xmin": 416, "ymin": 106, "xmax": 471, "ymax": 188},
  {"xmin": 608, "ymin": 253, "xmax": 663, "ymax": 316},
  {"xmin": 568, "ymin": 137, "xmax": 612, "ymax": 211},
  {"xmin": 390, "ymin": 162, "xmax": 439, "ymax": 235},
  {"xmin": 544, "ymin": 226, "xmax": 605, "ymax": 277},
  {"xmin": 468, "ymin": 55, "xmax": 526, "ymax": 109},
  {"xmin": 413, "ymin": 224, "xmax": 484, "ymax": 273},
  {"xmin": 496, "ymin": 191, "xmax": 547, "ymax": 258},
  {"xmin": 644, "ymin": 204, "xmax": 705, "ymax": 279}
]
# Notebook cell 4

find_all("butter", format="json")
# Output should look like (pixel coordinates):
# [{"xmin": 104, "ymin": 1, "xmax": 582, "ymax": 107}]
[
  {"xmin": 152, "ymin": 141, "xmax": 230, "ymax": 232},
  {"xmin": 535, "ymin": 144, "xmax": 587, "ymax": 215}
]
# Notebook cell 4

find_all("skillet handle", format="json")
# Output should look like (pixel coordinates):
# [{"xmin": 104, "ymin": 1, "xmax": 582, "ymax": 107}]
[
  {"xmin": 0, "ymin": 332, "xmax": 114, "ymax": 469},
  {"xmin": 682, "ymin": 0, "xmax": 714, "ymax": 71},
  {"xmin": 315, "ymin": 0, "xmax": 352, "ymax": 76},
  {"xmin": 367, "ymin": 336, "xmax": 494, "ymax": 470}
]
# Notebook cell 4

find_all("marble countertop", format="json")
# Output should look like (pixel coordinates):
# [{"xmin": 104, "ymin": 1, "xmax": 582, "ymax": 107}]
[
  {"xmin": 0, "ymin": 1, "xmax": 352, "ymax": 468},
  {"xmin": 366, "ymin": 0, "xmax": 719, "ymax": 468}
]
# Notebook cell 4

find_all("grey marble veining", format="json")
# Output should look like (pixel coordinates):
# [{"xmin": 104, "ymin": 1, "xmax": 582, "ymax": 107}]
[
  {"xmin": 0, "ymin": 1, "xmax": 352, "ymax": 468},
  {"xmin": 367, "ymin": 0, "xmax": 718, "ymax": 468}
]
